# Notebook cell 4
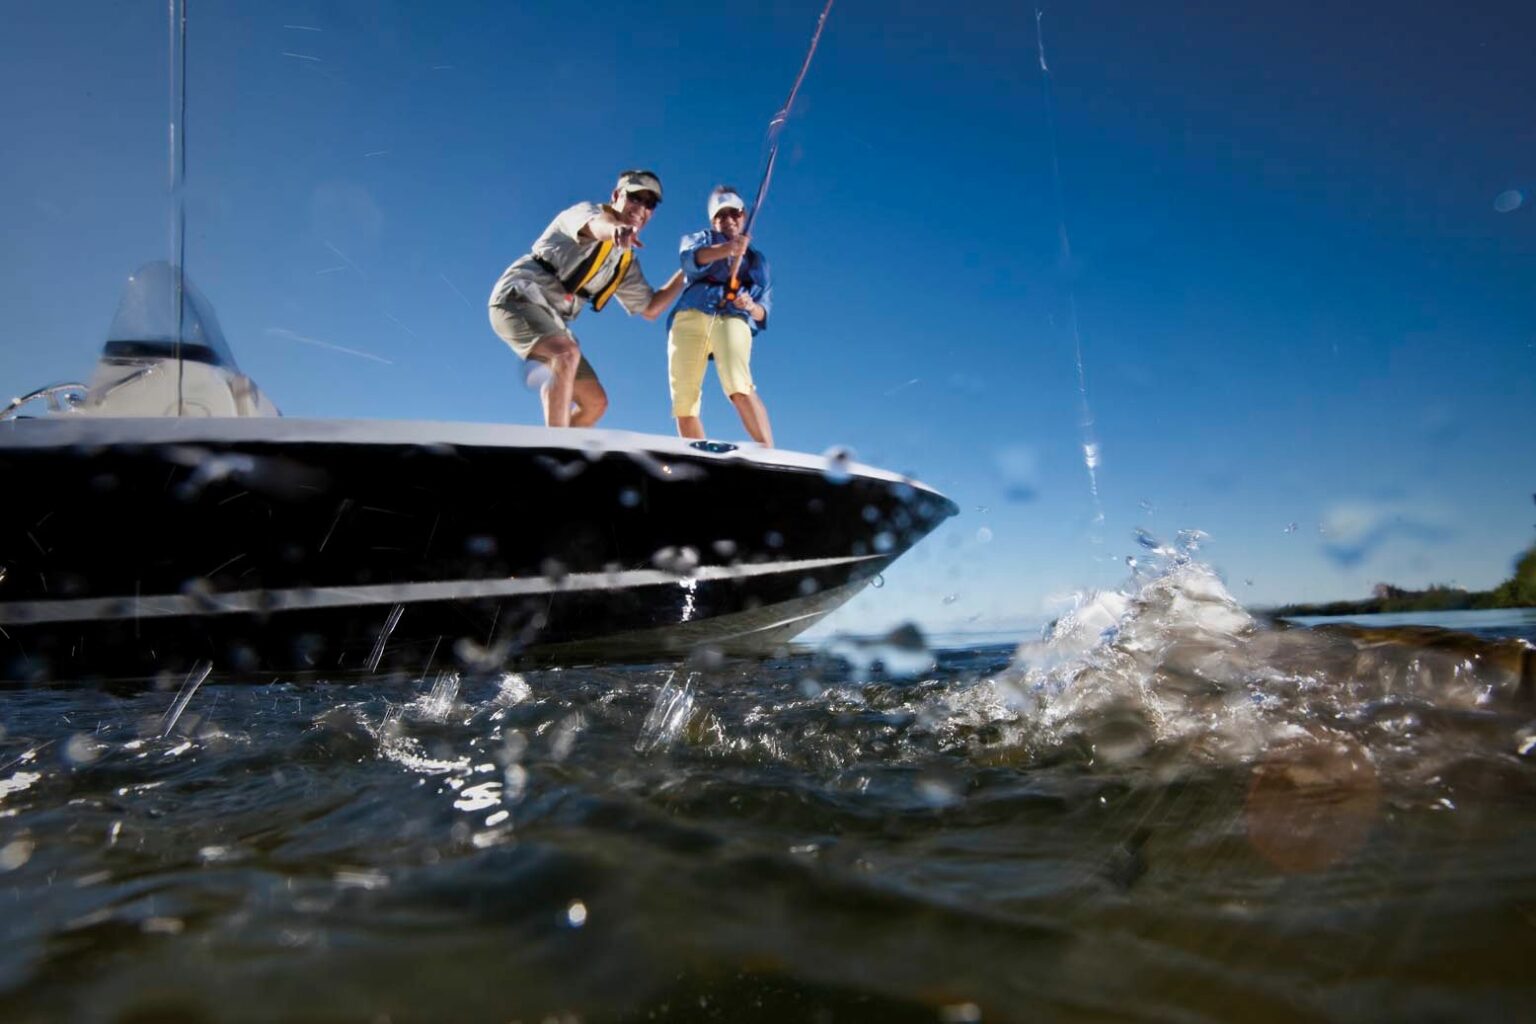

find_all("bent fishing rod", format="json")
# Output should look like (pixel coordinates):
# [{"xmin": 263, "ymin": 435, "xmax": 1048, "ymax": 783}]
[{"xmin": 723, "ymin": 0, "xmax": 836, "ymax": 302}]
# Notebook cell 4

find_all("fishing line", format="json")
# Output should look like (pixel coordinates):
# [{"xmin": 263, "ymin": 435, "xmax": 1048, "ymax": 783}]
[{"xmin": 1034, "ymin": 7, "xmax": 1105, "ymax": 526}]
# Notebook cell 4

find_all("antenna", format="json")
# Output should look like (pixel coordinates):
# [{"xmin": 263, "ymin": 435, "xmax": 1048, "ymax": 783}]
[{"xmin": 168, "ymin": 0, "xmax": 188, "ymax": 415}]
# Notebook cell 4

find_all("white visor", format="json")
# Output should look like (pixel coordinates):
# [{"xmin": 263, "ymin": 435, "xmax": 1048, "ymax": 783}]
[{"xmin": 708, "ymin": 190, "xmax": 746, "ymax": 220}]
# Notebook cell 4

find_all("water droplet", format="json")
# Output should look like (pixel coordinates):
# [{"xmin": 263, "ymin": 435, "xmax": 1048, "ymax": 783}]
[
  {"xmin": 873, "ymin": 532, "xmax": 895, "ymax": 553},
  {"xmin": 141, "ymin": 917, "xmax": 185, "ymax": 935},
  {"xmin": 618, "ymin": 487, "xmax": 640, "ymax": 508},
  {"xmin": 651, "ymin": 546, "xmax": 700, "ymax": 576},
  {"xmin": 0, "ymin": 839, "xmax": 35, "ymax": 871},
  {"xmin": 63, "ymin": 734, "xmax": 103, "ymax": 765},
  {"xmin": 522, "ymin": 360, "xmax": 553, "ymax": 392},
  {"xmin": 820, "ymin": 446, "xmax": 855, "ymax": 483},
  {"xmin": 566, "ymin": 900, "xmax": 588, "ymax": 927},
  {"xmin": 975, "ymin": 527, "xmax": 993, "ymax": 544},
  {"xmin": 1494, "ymin": 189, "xmax": 1524, "ymax": 213},
  {"xmin": 916, "ymin": 775, "xmax": 959, "ymax": 807},
  {"xmin": 503, "ymin": 763, "xmax": 529, "ymax": 802}
]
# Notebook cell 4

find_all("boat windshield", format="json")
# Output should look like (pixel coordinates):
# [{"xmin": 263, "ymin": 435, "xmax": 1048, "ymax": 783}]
[{"xmin": 104, "ymin": 261, "xmax": 240, "ymax": 370}]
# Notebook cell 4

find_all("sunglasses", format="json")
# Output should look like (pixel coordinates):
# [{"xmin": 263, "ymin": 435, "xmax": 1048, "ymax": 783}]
[
  {"xmin": 624, "ymin": 191, "xmax": 659, "ymax": 210},
  {"xmin": 713, "ymin": 207, "xmax": 745, "ymax": 220}
]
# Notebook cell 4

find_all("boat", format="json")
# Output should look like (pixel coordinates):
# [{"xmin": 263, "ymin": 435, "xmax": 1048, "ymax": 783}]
[{"xmin": 0, "ymin": 265, "xmax": 958, "ymax": 685}]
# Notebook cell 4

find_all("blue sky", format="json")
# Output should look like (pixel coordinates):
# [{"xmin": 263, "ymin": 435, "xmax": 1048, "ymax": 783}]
[{"xmin": 2, "ymin": 0, "xmax": 1533, "ymax": 637}]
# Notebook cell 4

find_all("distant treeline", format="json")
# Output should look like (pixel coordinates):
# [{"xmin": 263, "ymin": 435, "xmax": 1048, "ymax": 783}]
[{"xmin": 1272, "ymin": 543, "xmax": 1536, "ymax": 617}]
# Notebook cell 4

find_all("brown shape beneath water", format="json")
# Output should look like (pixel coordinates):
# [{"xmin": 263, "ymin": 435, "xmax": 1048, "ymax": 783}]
[{"xmin": 1245, "ymin": 735, "xmax": 1382, "ymax": 873}]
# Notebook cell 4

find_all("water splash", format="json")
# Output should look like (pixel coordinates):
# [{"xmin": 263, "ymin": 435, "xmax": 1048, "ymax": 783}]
[
  {"xmin": 160, "ymin": 660, "xmax": 212, "ymax": 738},
  {"xmin": 636, "ymin": 672, "xmax": 696, "ymax": 753},
  {"xmin": 954, "ymin": 530, "xmax": 1536, "ymax": 780}
]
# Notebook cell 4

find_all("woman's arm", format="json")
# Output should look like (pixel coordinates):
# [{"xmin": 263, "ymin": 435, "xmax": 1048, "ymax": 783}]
[{"xmin": 692, "ymin": 234, "xmax": 750, "ymax": 266}]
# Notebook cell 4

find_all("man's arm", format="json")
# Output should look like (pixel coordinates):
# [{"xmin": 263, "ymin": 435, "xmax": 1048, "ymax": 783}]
[
  {"xmin": 580, "ymin": 207, "xmax": 642, "ymax": 248},
  {"xmin": 639, "ymin": 270, "xmax": 686, "ymax": 321}
]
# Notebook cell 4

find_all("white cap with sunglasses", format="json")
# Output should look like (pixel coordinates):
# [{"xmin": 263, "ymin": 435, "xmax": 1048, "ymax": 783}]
[
  {"xmin": 615, "ymin": 170, "xmax": 663, "ymax": 205},
  {"xmin": 708, "ymin": 189, "xmax": 746, "ymax": 221}
]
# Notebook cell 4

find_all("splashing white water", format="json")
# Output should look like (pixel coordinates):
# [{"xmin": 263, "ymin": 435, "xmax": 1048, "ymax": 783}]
[
  {"xmin": 636, "ymin": 672, "xmax": 696, "ymax": 753},
  {"xmin": 947, "ymin": 529, "xmax": 1534, "ymax": 774}
]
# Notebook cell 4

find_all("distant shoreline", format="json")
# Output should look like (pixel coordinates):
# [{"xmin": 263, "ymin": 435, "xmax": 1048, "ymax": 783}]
[{"xmin": 1268, "ymin": 586, "xmax": 1527, "ymax": 619}]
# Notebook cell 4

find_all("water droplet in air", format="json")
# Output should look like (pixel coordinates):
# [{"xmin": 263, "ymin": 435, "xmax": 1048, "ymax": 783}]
[
  {"xmin": 64, "ymin": 734, "xmax": 103, "ymax": 765},
  {"xmin": 651, "ymin": 546, "xmax": 700, "ymax": 576},
  {"xmin": 1494, "ymin": 189, "xmax": 1524, "ymax": 213},
  {"xmin": 0, "ymin": 839, "xmax": 35, "ymax": 871},
  {"xmin": 566, "ymin": 900, "xmax": 588, "ymax": 927},
  {"xmin": 820, "ymin": 446, "xmax": 854, "ymax": 483},
  {"xmin": 522, "ymin": 360, "xmax": 553, "ymax": 392}
]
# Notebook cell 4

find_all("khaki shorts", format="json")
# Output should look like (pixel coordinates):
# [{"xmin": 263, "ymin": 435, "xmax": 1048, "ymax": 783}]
[
  {"xmin": 667, "ymin": 308, "xmax": 755, "ymax": 418},
  {"xmin": 489, "ymin": 302, "xmax": 596, "ymax": 381}
]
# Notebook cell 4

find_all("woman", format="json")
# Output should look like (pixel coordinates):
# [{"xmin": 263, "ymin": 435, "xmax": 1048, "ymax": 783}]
[{"xmin": 665, "ymin": 186, "xmax": 774, "ymax": 446}]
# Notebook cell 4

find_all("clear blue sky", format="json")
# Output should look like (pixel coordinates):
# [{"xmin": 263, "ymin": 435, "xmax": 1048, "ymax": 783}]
[{"xmin": 2, "ymin": 1, "xmax": 1533, "ymax": 637}]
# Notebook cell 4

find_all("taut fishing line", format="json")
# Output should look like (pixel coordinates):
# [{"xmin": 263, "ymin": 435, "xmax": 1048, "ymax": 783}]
[{"xmin": 1034, "ymin": 7, "xmax": 1105, "ymax": 526}]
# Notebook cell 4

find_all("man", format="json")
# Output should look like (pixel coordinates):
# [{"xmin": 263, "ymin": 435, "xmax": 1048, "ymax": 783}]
[
  {"xmin": 489, "ymin": 170, "xmax": 686, "ymax": 427},
  {"xmin": 665, "ymin": 186, "xmax": 774, "ymax": 446}
]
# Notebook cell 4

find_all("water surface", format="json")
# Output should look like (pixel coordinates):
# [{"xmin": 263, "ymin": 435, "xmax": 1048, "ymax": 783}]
[{"xmin": 2, "ymin": 561, "xmax": 1533, "ymax": 1023}]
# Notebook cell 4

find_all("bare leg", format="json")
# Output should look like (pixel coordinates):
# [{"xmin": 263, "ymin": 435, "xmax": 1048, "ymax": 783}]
[
  {"xmin": 527, "ymin": 335, "xmax": 581, "ymax": 428},
  {"xmin": 570, "ymin": 377, "xmax": 609, "ymax": 427},
  {"xmin": 675, "ymin": 415, "xmax": 705, "ymax": 439},
  {"xmin": 728, "ymin": 391, "xmax": 773, "ymax": 447}
]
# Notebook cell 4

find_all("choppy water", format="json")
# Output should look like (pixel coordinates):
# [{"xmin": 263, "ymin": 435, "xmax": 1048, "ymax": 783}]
[{"xmin": 3, "ymin": 544, "xmax": 1534, "ymax": 1023}]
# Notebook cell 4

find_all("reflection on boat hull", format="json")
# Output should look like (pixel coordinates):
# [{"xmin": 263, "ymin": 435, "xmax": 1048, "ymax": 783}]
[{"xmin": 0, "ymin": 418, "xmax": 956, "ymax": 684}]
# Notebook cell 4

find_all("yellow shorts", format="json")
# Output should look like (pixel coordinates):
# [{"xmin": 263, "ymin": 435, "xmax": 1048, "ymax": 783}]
[{"xmin": 667, "ymin": 309, "xmax": 755, "ymax": 418}]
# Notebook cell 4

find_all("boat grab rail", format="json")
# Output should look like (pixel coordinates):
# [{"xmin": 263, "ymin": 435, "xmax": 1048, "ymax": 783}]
[{"xmin": 2, "ymin": 382, "xmax": 90, "ymax": 421}]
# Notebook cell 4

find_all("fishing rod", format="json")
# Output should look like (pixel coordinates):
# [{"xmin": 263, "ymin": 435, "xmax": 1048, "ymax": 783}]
[{"xmin": 724, "ymin": 0, "xmax": 836, "ymax": 302}]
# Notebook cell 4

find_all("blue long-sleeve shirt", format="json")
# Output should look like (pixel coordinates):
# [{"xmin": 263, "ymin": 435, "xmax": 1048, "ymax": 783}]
[{"xmin": 666, "ymin": 229, "xmax": 772, "ymax": 334}]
